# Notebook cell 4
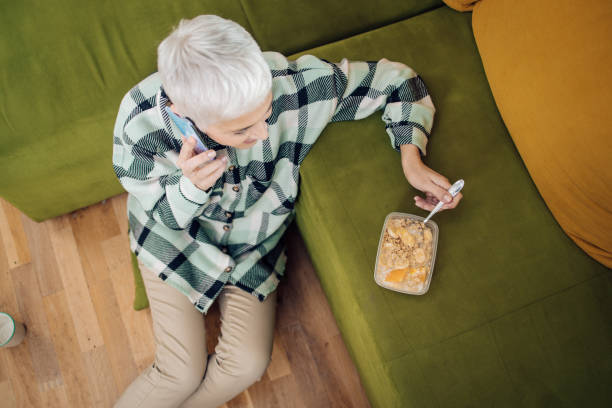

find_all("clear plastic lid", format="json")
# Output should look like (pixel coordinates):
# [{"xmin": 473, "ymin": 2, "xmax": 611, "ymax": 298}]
[{"xmin": 374, "ymin": 212, "xmax": 439, "ymax": 295}]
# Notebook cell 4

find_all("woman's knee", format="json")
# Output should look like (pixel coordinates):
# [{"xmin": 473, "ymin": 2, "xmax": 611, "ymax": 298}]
[
  {"xmin": 219, "ymin": 348, "xmax": 272, "ymax": 385},
  {"xmin": 242, "ymin": 351, "xmax": 271, "ymax": 383},
  {"xmin": 154, "ymin": 359, "xmax": 206, "ymax": 396}
]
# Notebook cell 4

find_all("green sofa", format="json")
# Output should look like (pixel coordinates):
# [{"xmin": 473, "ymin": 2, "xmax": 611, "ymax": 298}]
[{"xmin": 2, "ymin": 1, "xmax": 610, "ymax": 407}]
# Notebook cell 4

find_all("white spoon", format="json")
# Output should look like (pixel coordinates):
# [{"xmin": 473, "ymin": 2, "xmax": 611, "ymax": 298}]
[{"xmin": 423, "ymin": 179, "xmax": 464, "ymax": 224}]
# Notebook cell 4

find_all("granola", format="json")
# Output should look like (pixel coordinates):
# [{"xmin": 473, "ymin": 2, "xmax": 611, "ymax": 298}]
[{"xmin": 376, "ymin": 217, "xmax": 434, "ymax": 293}]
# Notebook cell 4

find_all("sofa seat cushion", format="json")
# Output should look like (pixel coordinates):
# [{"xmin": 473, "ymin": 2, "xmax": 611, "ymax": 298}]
[
  {"xmin": 293, "ymin": 7, "xmax": 611, "ymax": 407},
  {"xmin": 471, "ymin": 0, "xmax": 612, "ymax": 267}
]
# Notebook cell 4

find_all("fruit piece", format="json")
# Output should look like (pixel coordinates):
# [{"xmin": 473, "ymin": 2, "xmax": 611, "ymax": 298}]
[
  {"xmin": 385, "ymin": 267, "xmax": 409, "ymax": 283},
  {"xmin": 389, "ymin": 219, "xmax": 411, "ymax": 238},
  {"xmin": 414, "ymin": 273, "xmax": 426, "ymax": 283},
  {"xmin": 399, "ymin": 229, "xmax": 415, "ymax": 247},
  {"xmin": 414, "ymin": 248, "xmax": 426, "ymax": 264},
  {"xmin": 387, "ymin": 225, "xmax": 400, "ymax": 238},
  {"xmin": 424, "ymin": 228, "xmax": 432, "ymax": 243}
]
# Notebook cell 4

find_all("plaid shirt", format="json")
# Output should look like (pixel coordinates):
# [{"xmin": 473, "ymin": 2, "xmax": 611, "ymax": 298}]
[{"xmin": 112, "ymin": 51, "xmax": 434, "ymax": 314}]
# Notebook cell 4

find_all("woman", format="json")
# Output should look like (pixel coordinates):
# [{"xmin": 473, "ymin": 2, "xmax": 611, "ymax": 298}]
[{"xmin": 112, "ymin": 14, "xmax": 460, "ymax": 408}]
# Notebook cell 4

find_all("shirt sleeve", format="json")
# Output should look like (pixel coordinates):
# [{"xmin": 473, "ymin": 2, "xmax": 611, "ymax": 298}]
[
  {"xmin": 112, "ymin": 114, "xmax": 212, "ymax": 231},
  {"xmin": 326, "ymin": 58, "xmax": 435, "ymax": 156}
]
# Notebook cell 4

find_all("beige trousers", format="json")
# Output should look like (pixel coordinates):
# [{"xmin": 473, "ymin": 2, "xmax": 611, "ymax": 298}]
[{"xmin": 114, "ymin": 260, "xmax": 277, "ymax": 408}]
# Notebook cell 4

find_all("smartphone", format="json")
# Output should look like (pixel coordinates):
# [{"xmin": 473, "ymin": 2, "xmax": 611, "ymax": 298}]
[{"xmin": 165, "ymin": 106, "xmax": 208, "ymax": 153}]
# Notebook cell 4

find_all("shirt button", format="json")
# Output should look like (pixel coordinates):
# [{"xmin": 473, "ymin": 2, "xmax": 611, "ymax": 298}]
[
  {"xmin": 225, "ymin": 266, "xmax": 232, "ymax": 273},
  {"xmin": 223, "ymin": 225, "xmax": 230, "ymax": 231},
  {"xmin": 232, "ymin": 186, "xmax": 240, "ymax": 192},
  {"xmin": 228, "ymin": 165, "xmax": 235, "ymax": 171},
  {"xmin": 225, "ymin": 211, "xmax": 233, "ymax": 218},
  {"xmin": 221, "ymin": 247, "xmax": 228, "ymax": 253}
]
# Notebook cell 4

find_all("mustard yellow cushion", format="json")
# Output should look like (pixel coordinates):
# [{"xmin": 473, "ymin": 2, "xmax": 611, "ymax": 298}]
[
  {"xmin": 442, "ymin": 0, "xmax": 479, "ymax": 12},
  {"xmin": 472, "ymin": 0, "xmax": 612, "ymax": 267}
]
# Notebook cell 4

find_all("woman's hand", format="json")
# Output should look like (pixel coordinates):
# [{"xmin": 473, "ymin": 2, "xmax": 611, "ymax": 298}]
[
  {"xmin": 400, "ymin": 144, "xmax": 462, "ymax": 212},
  {"xmin": 177, "ymin": 135, "xmax": 228, "ymax": 192}
]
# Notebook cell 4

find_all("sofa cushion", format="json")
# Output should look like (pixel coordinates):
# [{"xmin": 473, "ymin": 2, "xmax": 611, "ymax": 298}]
[
  {"xmin": 471, "ymin": 0, "xmax": 612, "ymax": 267},
  {"xmin": 240, "ymin": 0, "xmax": 442, "ymax": 55},
  {"xmin": 441, "ymin": 0, "xmax": 479, "ymax": 12},
  {"xmin": 292, "ymin": 7, "xmax": 611, "ymax": 407},
  {"xmin": 131, "ymin": 250, "xmax": 149, "ymax": 311},
  {"xmin": 0, "ymin": 0, "xmax": 251, "ymax": 221},
  {"xmin": 1, "ymin": 0, "xmax": 446, "ymax": 222}
]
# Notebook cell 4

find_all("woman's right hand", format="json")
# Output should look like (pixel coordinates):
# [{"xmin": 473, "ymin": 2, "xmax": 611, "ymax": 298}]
[{"xmin": 177, "ymin": 135, "xmax": 228, "ymax": 192}]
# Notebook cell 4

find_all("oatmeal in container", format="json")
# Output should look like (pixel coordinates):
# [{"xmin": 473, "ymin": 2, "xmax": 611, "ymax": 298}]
[{"xmin": 374, "ymin": 212, "xmax": 439, "ymax": 295}]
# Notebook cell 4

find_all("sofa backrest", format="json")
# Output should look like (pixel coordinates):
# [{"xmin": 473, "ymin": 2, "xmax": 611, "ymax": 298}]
[{"xmin": 0, "ymin": 0, "xmax": 442, "ymax": 221}]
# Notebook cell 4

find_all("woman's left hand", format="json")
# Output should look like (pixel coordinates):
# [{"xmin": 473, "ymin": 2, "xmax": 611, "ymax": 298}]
[{"xmin": 400, "ymin": 144, "xmax": 463, "ymax": 212}]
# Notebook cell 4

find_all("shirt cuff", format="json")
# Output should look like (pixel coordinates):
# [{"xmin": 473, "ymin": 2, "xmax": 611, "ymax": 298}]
[
  {"xmin": 179, "ymin": 174, "xmax": 212, "ymax": 204},
  {"xmin": 389, "ymin": 124, "xmax": 428, "ymax": 156}
]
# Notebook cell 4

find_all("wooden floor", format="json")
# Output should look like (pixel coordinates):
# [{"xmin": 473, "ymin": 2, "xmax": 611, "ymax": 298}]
[{"xmin": 0, "ymin": 194, "xmax": 370, "ymax": 408}]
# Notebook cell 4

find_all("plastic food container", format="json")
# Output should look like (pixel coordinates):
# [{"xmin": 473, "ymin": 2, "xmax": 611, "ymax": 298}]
[{"xmin": 374, "ymin": 212, "xmax": 439, "ymax": 295}]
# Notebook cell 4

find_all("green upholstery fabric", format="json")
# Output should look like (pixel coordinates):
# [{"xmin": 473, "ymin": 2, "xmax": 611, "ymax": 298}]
[
  {"xmin": 241, "ymin": 0, "xmax": 442, "ymax": 54},
  {"xmin": 0, "ymin": 0, "xmax": 441, "ymax": 222},
  {"xmin": 123, "ymin": 2, "xmax": 445, "ymax": 309},
  {"xmin": 292, "ymin": 7, "xmax": 611, "ymax": 407},
  {"xmin": 0, "ymin": 0, "xmax": 251, "ymax": 221},
  {"xmin": 131, "ymin": 250, "xmax": 149, "ymax": 311},
  {"xmin": 6, "ymin": 1, "xmax": 610, "ymax": 406}
]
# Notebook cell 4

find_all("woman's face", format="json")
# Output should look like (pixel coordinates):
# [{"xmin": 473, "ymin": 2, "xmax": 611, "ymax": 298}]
[{"xmin": 170, "ymin": 92, "xmax": 273, "ymax": 150}]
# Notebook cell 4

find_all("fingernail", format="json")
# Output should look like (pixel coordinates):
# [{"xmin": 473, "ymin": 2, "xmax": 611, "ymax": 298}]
[
  {"xmin": 445, "ymin": 195, "xmax": 452, "ymax": 203},
  {"xmin": 222, "ymin": 157, "xmax": 228, "ymax": 162},
  {"xmin": 207, "ymin": 150, "xmax": 215, "ymax": 158}
]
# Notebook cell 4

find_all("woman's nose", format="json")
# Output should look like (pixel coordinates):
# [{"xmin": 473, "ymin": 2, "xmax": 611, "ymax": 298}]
[{"xmin": 253, "ymin": 120, "xmax": 269, "ymax": 140}]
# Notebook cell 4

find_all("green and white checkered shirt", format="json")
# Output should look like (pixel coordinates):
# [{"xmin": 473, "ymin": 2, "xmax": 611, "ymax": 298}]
[{"xmin": 112, "ymin": 51, "xmax": 434, "ymax": 314}]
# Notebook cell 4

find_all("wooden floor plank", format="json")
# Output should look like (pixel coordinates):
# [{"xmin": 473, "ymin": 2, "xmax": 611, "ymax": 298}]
[
  {"xmin": 246, "ymin": 374, "xmax": 283, "ymax": 408},
  {"xmin": 266, "ymin": 374, "xmax": 308, "ymax": 408},
  {"xmin": 47, "ymin": 216, "xmax": 104, "ymax": 353},
  {"xmin": 69, "ymin": 209, "xmax": 113, "ymax": 285},
  {"xmin": 0, "ymin": 198, "xmax": 31, "ymax": 269},
  {"xmin": 20, "ymin": 215, "xmax": 63, "ymax": 297},
  {"xmin": 10, "ymin": 263, "xmax": 63, "ymax": 393},
  {"xmin": 226, "ymin": 389, "xmax": 254, "ymax": 408},
  {"xmin": 101, "ymin": 234, "xmax": 156, "ymax": 373},
  {"xmin": 0, "ymin": 348, "xmax": 9, "ymax": 382},
  {"xmin": 43, "ymin": 290, "xmax": 95, "ymax": 408},
  {"xmin": 0, "ymin": 379, "xmax": 17, "ymax": 408},
  {"xmin": 205, "ymin": 302, "xmax": 222, "ymax": 355},
  {"xmin": 1, "ymin": 194, "xmax": 371, "ymax": 407},
  {"xmin": 284, "ymin": 224, "xmax": 341, "ymax": 342},
  {"xmin": 279, "ymin": 323, "xmax": 331, "ymax": 408},
  {"xmin": 95, "ymin": 200, "xmax": 122, "ymax": 241},
  {"xmin": 40, "ymin": 385, "xmax": 70, "ymax": 408},
  {"xmin": 110, "ymin": 194, "xmax": 129, "ymax": 238},
  {"xmin": 0, "ymin": 236, "xmax": 19, "ymax": 315},
  {"xmin": 89, "ymin": 277, "xmax": 139, "ymax": 393},
  {"xmin": 266, "ymin": 335, "xmax": 292, "ymax": 381},
  {"xmin": 309, "ymin": 333, "xmax": 371, "ymax": 408},
  {"xmin": 81, "ymin": 346, "xmax": 119, "ymax": 407},
  {"xmin": 3, "ymin": 338, "xmax": 43, "ymax": 407}
]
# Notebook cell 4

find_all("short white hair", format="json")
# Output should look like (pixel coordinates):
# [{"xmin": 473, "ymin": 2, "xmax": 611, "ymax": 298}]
[{"xmin": 157, "ymin": 15, "xmax": 272, "ymax": 129}]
